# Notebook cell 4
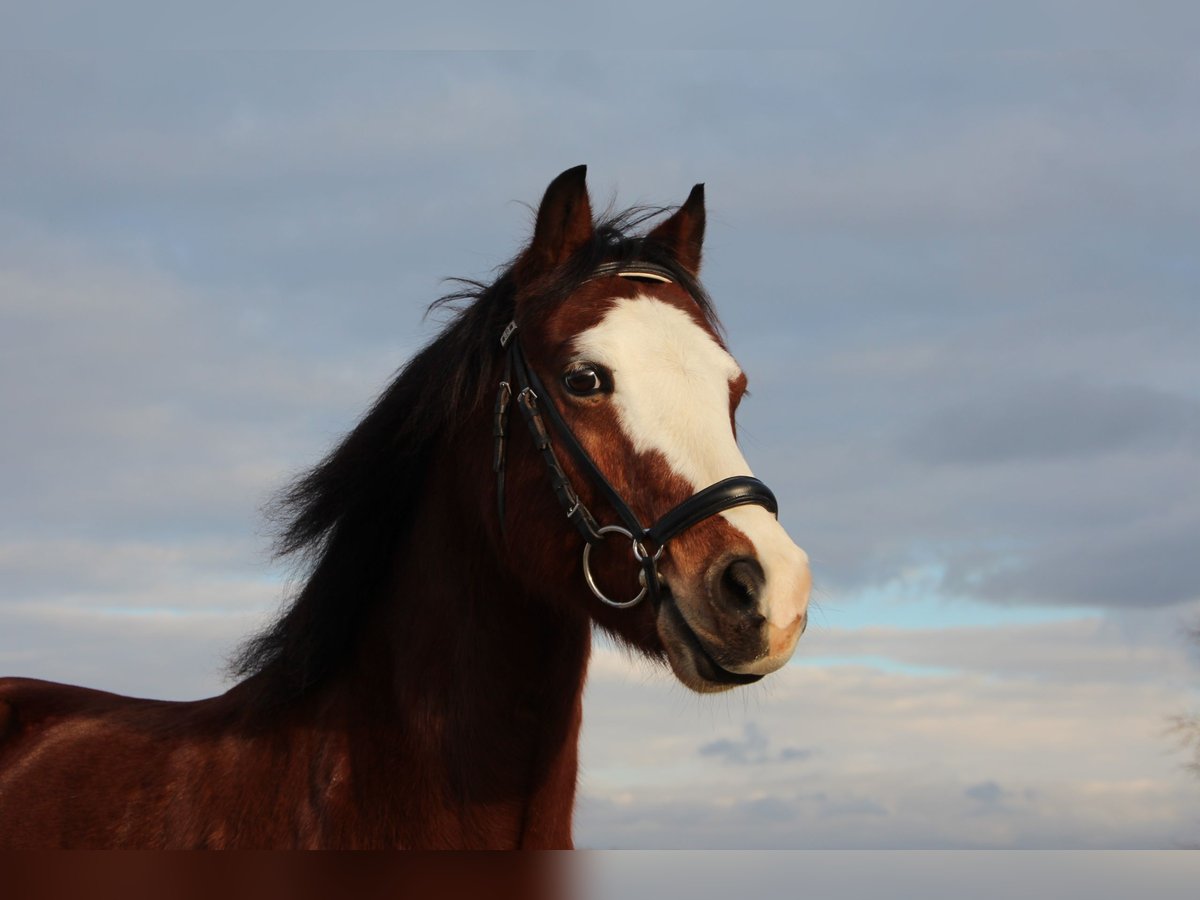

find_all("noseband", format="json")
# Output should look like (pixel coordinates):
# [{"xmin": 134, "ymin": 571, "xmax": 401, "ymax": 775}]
[{"xmin": 492, "ymin": 261, "xmax": 779, "ymax": 608}]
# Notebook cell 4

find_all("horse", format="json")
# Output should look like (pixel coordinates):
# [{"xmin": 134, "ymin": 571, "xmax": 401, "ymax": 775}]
[{"xmin": 0, "ymin": 166, "xmax": 811, "ymax": 849}]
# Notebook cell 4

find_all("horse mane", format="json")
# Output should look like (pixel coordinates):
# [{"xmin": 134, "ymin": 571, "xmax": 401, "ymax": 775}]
[{"xmin": 229, "ymin": 205, "xmax": 721, "ymax": 707}]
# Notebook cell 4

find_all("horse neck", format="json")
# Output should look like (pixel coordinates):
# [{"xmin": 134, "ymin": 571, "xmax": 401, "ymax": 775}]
[{"xmin": 308, "ymin": 434, "xmax": 592, "ymax": 845}]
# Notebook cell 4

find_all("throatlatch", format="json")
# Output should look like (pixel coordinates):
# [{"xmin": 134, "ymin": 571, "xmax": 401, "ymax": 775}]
[{"xmin": 492, "ymin": 263, "xmax": 779, "ymax": 608}]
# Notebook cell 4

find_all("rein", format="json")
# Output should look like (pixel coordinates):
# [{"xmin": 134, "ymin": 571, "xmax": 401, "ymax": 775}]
[{"xmin": 492, "ymin": 262, "xmax": 778, "ymax": 608}]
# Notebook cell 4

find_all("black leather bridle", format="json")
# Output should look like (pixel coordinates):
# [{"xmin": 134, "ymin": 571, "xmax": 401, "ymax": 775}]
[{"xmin": 492, "ymin": 261, "xmax": 779, "ymax": 608}]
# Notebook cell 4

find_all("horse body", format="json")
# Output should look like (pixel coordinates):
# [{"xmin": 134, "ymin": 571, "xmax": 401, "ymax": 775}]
[{"xmin": 0, "ymin": 166, "xmax": 810, "ymax": 848}]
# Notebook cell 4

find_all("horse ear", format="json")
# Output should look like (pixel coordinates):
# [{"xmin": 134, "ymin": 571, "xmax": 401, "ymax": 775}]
[
  {"xmin": 516, "ymin": 165, "xmax": 595, "ymax": 282},
  {"xmin": 646, "ymin": 183, "xmax": 706, "ymax": 275}
]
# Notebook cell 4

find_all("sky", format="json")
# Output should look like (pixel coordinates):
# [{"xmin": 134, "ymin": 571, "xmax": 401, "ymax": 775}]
[{"xmin": 1, "ymin": 41, "xmax": 1199, "ymax": 850}]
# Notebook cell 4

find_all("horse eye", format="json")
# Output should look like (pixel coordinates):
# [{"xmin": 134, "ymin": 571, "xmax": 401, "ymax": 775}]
[{"xmin": 563, "ymin": 366, "xmax": 605, "ymax": 396}]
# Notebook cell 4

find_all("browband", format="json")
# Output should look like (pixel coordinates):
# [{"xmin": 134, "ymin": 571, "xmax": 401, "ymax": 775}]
[{"xmin": 586, "ymin": 261, "xmax": 677, "ymax": 284}]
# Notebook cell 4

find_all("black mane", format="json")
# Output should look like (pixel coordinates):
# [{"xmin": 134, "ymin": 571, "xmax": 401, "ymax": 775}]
[{"xmin": 230, "ymin": 206, "xmax": 720, "ymax": 706}]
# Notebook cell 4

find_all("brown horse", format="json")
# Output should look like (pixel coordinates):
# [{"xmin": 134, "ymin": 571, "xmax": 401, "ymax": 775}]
[{"xmin": 0, "ymin": 166, "xmax": 811, "ymax": 849}]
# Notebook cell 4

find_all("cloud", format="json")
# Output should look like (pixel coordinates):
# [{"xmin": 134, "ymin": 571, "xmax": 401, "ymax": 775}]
[
  {"xmin": 0, "ymin": 219, "xmax": 422, "ymax": 546},
  {"xmin": 780, "ymin": 746, "xmax": 813, "ymax": 762},
  {"xmin": 740, "ymin": 796, "xmax": 799, "ymax": 823},
  {"xmin": 749, "ymin": 371, "xmax": 1200, "ymax": 608},
  {"xmin": 698, "ymin": 722, "xmax": 811, "ymax": 766},
  {"xmin": 964, "ymin": 780, "xmax": 1007, "ymax": 806},
  {"xmin": 818, "ymin": 795, "xmax": 889, "ymax": 818},
  {"xmin": 0, "ymin": 600, "xmax": 263, "ymax": 700},
  {"xmin": 953, "ymin": 512, "xmax": 1200, "ymax": 608},
  {"xmin": 578, "ymin": 643, "xmax": 1200, "ymax": 848},
  {"xmin": 699, "ymin": 723, "xmax": 770, "ymax": 765},
  {"xmin": 803, "ymin": 611, "xmax": 1200, "ymax": 685},
  {"xmin": 904, "ymin": 381, "xmax": 1200, "ymax": 465},
  {"xmin": 0, "ymin": 537, "xmax": 268, "ymax": 600}
]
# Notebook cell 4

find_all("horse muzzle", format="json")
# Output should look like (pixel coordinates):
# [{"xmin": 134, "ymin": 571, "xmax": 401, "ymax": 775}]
[
  {"xmin": 657, "ymin": 511, "xmax": 816, "ymax": 696},
  {"xmin": 657, "ymin": 539, "xmax": 811, "ymax": 693}
]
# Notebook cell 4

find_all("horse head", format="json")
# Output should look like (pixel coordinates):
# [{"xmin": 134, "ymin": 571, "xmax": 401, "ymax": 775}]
[{"xmin": 494, "ymin": 166, "xmax": 811, "ymax": 692}]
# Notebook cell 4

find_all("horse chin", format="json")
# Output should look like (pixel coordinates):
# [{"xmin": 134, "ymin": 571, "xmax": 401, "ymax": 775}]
[{"xmin": 655, "ymin": 588, "xmax": 765, "ymax": 694}]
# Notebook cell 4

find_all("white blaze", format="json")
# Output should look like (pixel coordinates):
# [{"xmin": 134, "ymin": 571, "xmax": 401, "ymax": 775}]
[{"xmin": 572, "ymin": 295, "xmax": 810, "ymax": 630}]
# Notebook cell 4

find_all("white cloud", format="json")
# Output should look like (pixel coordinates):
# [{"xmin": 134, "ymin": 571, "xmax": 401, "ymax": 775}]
[
  {"xmin": 577, "ymin": 635, "xmax": 1200, "ymax": 848},
  {"xmin": 0, "ymin": 601, "xmax": 263, "ymax": 700}
]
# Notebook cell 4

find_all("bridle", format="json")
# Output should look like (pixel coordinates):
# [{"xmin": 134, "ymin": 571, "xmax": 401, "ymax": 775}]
[{"xmin": 492, "ymin": 261, "xmax": 779, "ymax": 609}]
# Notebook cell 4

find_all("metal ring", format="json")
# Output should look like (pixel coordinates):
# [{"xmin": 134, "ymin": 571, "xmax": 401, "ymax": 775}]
[
  {"xmin": 582, "ymin": 525, "xmax": 654, "ymax": 609},
  {"xmin": 631, "ymin": 536, "xmax": 665, "ymax": 564}
]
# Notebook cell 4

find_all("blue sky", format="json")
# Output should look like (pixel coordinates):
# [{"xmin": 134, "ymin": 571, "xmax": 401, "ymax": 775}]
[{"xmin": 1, "ymin": 45, "xmax": 1199, "ymax": 848}]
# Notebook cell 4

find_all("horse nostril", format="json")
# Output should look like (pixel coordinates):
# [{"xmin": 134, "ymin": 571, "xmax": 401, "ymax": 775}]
[{"xmin": 718, "ymin": 557, "xmax": 766, "ymax": 611}]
